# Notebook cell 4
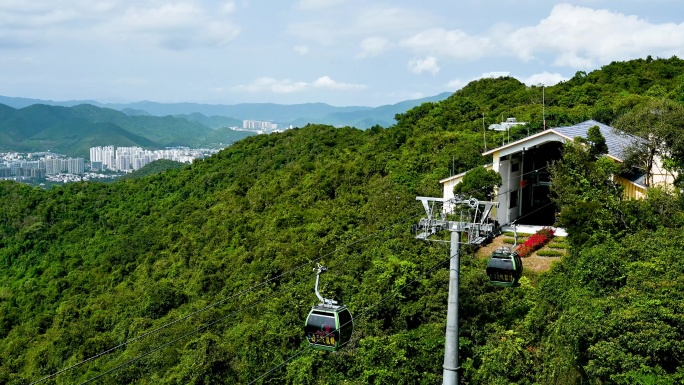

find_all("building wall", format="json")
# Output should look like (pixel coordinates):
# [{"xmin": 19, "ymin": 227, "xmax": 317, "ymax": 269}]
[
  {"xmin": 615, "ymin": 176, "xmax": 647, "ymax": 200},
  {"xmin": 441, "ymin": 176, "xmax": 463, "ymax": 203},
  {"xmin": 441, "ymin": 164, "xmax": 494, "ymax": 214},
  {"xmin": 651, "ymin": 155, "xmax": 678, "ymax": 187}
]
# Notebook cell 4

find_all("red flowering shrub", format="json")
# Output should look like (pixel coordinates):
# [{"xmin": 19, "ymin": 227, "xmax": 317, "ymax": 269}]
[
  {"xmin": 517, "ymin": 227, "xmax": 555, "ymax": 257},
  {"xmin": 517, "ymin": 244, "xmax": 533, "ymax": 258}
]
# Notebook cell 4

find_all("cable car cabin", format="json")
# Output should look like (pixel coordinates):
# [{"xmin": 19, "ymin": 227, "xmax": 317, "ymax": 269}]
[
  {"xmin": 305, "ymin": 305, "xmax": 353, "ymax": 351},
  {"xmin": 486, "ymin": 247, "xmax": 523, "ymax": 287}
]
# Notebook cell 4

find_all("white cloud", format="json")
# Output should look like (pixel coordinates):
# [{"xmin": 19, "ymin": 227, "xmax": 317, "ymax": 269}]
[
  {"xmin": 398, "ymin": 4, "xmax": 684, "ymax": 70},
  {"xmin": 0, "ymin": 1, "xmax": 241, "ymax": 50},
  {"xmin": 357, "ymin": 37, "xmax": 389, "ymax": 58},
  {"xmin": 234, "ymin": 76, "xmax": 366, "ymax": 93},
  {"xmin": 298, "ymin": 0, "xmax": 344, "ymax": 10},
  {"xmin": 447, "ymin": 79, "xmax": 466, "ymax": 90},
  {"xmin": 0, "ymin": 1, "xmax": 97, "ymax": 47},
  {"xmin": 312, "ymin": 76, "xmax": 366, "ymax": 90},
  {"xmin": 447, "ymin": 71, "xmax": 564, "ymax": 93},
  {"xmin": 506, "ymin": 3, "xmax": 684, "ymax": 68},
  {"xmin": 287, "ymin": 5, "xmax": 437, "ymax": 45},
  {"xmin": 447, "ymin": 72, "xmax": 510, "ymax": 90},
  {"xmin": 114, "ymin": 3, "xmax": 240, "ymax": 50},
  {"xmin": 519, "ymin": 72, "xmax": 568, "ymax": 86},
  {"xmin": 287, "ymin": 20, "xmax": 335, "ymax": 45},
  {"xmin": 0, "ymin": 8, "xmax": 78, "ymax": 29},
  {"xmin": 401, "ymin": 28, "xmax": 493, "ymax": 60},
  {"xmin": 408, "ymin": 56, "xmax": 440, "ymax": 75},
  {"xmin": 294, "ymin": 45, "xmax": 309, "ymax": 55},
  {"xmin": 354, "ymin": 7, "xmax": 435, "ymax": 35},
  {"xmin": 0, "ymin": 1, "xmax": 126, "ymax": 31},
  {"xmin": 220, "ymin": 1, "xmax": 236, "ymax": 14}
]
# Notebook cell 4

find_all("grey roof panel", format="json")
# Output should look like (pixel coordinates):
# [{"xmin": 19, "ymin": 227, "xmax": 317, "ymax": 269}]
[{"xmin": 553, "ymin": 119, "xmax": 641, "ymax": 160}]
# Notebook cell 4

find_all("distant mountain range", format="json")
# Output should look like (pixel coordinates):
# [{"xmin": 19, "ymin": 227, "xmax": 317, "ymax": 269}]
[
  {"xmin": 0, "ymin": 104, "xmax": 253, "ymax": 157},
  {"xmin": 0, "ymin": 92, "xmax": 452, "ymax": 129},
  {"xmin": 0, "ymin": 92, "xmax": 452, "ymax": 157}
]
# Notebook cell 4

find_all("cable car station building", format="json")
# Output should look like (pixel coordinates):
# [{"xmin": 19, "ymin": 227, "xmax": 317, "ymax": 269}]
[{"xmin": 440, "ymin": 119, "xmax": 673, "ymax": 226}]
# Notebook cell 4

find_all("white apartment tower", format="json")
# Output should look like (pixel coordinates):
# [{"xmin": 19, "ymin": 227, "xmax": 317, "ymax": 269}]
[{"xmin": 243, "ymin": 120, "xmax": 277, "ymax": 130}]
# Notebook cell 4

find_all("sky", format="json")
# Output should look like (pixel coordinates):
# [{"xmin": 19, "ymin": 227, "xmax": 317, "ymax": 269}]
[{"xmin": 1, "ymin": 0, "xmax": 684, "ymax": 107}]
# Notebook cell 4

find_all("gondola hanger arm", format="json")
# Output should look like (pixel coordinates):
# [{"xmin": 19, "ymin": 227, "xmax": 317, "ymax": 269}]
[{"xmin": 314, "ymin": 263, "xmax": 338, "ymax": 306}]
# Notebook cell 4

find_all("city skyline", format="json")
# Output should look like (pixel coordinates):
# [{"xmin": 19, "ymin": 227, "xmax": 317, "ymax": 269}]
[
  {"xmin": 0, "ymin": 1, "xmax": 683, "ymax": 107},
  {"xmin": 89, "ymin": 146, "xmax": 218, "ymax": 172},
  {"xmin": 0, "ymin": 145, "xmax": 217, "ymax": 184}
]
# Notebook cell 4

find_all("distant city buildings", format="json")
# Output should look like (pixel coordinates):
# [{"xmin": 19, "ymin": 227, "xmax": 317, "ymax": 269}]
[
  {"xmin": 242, "ymin": 120, "xmax": 278, "ymax": 131},
  {"xmin": 44, "ymin": 158, "xmax": 85, "ymax": 174},
  {"xmin": 90, "ymin": 145, "xmax": 115, "ymax": 170},
  {"xmin": 0, "ymin": 152, "xmax": 82, "ymax": 181},
  {"xmin": 89, "ymin": 146, "xmax": 218, "ymax": 172},
  {"xmin": 1, "ymin": 146, "xmax": 219, "ymax": 185}
]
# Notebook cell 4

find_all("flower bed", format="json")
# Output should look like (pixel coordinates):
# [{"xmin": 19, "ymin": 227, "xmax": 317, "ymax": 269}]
[{"xmin": 517, "ymin": 227, "xmax": 555, "ymax": 257}]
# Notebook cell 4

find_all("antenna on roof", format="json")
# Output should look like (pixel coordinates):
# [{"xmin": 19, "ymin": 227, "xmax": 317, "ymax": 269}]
[
  {"xmin": 488, "ymin": 117, "xmax": 527, "ymax": 146},
  {"xmin": 542, "ymin": 85, "xmax": 546, "ymax": 130}
]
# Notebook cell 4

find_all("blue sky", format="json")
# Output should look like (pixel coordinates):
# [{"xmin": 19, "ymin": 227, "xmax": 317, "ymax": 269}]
[{"xmin": 1, "ymin": 0, "xmax": 683, "ymax": 106}]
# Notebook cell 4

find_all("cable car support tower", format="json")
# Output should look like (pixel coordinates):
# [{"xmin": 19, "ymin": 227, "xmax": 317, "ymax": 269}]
[{"xmin": 414, "ymin": 196, "xmax": 499, "ymax": 385}]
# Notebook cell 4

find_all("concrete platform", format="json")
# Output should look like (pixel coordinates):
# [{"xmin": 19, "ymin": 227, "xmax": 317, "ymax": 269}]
[{"xmin": 501, "ymin": 224, "xmax": 567, "ymax": 237}]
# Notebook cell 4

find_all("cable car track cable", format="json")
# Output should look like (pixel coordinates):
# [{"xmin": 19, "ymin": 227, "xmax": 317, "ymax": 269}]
[
  {"xmin": 76, "ymin": 285, "xmax": 295, "ymax": 385},
  {"xmin": 29, "ymin": 217, "xmax": 418, "ymax": 385},
  {"xmin": 248, "ymin": 248, "xmax": 459, "ymax": 385}
]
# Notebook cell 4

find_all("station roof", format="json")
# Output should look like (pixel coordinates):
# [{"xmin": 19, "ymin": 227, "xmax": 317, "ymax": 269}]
[{"xmin": 482, "ymin": 119, "xmax": 640, "ymax": 161}]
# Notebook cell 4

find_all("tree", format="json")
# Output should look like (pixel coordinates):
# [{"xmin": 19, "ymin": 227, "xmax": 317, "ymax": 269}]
[
  {"xmin": 586, "ymin": 125, "xmax": 608, "ymax": 158},
  {"xmin": 549, "ymin": 138, "xmax": 623, "ymax": 244},
  {"xmin": 613, "ymin": 97, "xmax": 684, "ymax": 187},
  {"xmin": 453, "ymin": 166, "xmax": 502, "ymax": 200}
]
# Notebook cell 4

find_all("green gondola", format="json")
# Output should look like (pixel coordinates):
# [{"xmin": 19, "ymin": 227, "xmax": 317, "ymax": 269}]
[
  {"xmin": 305, "ymin": 305, "xmax": 354, "ymax": 351},
  {"xmin": 486, "ymin": 246, "xmax": 523, "ymax": 287},
  {"xmin": 305, "ymin": 264, "xmax": 354, "ymax": 351}
]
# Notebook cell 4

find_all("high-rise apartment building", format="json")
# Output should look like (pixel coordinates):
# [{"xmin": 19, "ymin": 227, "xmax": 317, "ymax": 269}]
[
  {"xmin": 89, "ymin": 146, "xmax": 213, "ymax": 172},
  {"xmin": 243, "ymin": 120, "xmax": 277, "ymax": 131},
  {"xmin": 45, "ymin": 158, "xmax": 65, "ymax": 174},
  {"xmin": 90, "ymin": 146, "xmax": 115, "ymax": 170},
  {"xmin": 67, "ymin": 158, "xmax": 84, "ymax": 174}
]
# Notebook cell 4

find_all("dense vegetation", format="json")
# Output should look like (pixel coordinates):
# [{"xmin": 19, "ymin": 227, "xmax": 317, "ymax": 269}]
[
  {"xmin": 118, "ymin": 159, "xmax": 187, "ymax": 181},
  {"xmin": 2, "ymin": 57, "xmax": 684, "ymax": 384}
]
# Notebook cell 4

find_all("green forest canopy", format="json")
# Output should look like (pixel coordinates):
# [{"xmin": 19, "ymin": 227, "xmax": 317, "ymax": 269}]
[{"xmin": 1, "ymin": 57, "xmax": 684, "ymax": 384}]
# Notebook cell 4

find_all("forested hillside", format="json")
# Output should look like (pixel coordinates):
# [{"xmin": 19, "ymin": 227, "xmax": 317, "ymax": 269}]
[
  {"xmin": 2, "ymin": 57, "xmax": 684, "ymax": 384},
  {"xmin": 0, "ymin": 104, "xmax": 250, "ymax": 157},
  {"xmin": 118, "ymin": 159, "xmax": 187, "ymax": 181}
]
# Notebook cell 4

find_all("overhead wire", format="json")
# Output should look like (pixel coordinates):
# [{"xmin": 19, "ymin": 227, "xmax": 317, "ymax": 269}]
[
  {"xmin": 30, "ymin": 216, "xmax": 421, "ymax": 385},
  {"xmin": 248, "ymin": 197, "xmax": 557, "ymax": 384},
  {"xmin": 330, "ymin": 209, "xmax": 425, "ymax": 274},
  {"xmin": 77, "ymin": 286, "xmax": 291, "ymax": 385},
  {"xmin": 247, "ymin": 246, "xmax": 458, "ymax": 385},
  {"xmin": 449, "ymin": 165, "xmax": 550, "ymax": 202},
  {"xmin": 77, "ymin": 216, "xmax": 424, "ymax": 384},
  {"xmin": 29, "ymin": 264, "xmax": 310, "ymax": 385},
  {"xmin": 247, "ymin": 165, "xmax": 560, "ymax": 383},
  {"xmin": 32, "ymin": 161, "xmax": 553, "ymax": 384},
  {"xmin": 498, "ymin": 166, "xmax": 549, "ymax": 188},
  {"xmin": 509, "ymin": 201, "xmax": 556, "ymax": 224},
  {"xmin": 69, "ymin": 200, "xmax": 550, "ymax": 384}
]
